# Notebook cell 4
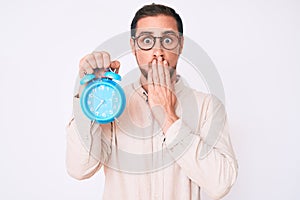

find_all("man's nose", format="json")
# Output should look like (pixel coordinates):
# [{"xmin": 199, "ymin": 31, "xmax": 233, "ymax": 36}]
[{"xmin": 152, "ymin": 40, "xmax": 164, "ymax": 58}]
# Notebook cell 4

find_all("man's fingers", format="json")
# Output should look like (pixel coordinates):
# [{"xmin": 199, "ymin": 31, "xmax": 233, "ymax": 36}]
[
  {"xmin": 110, "ymin": 60, "xmax": 120, "ymax": 73},
  {"xmin": 148, "ymin": 67, "xmax": 154, "ymax": 90},
  {"xmin": 163, "ymin": 60, "xmax": 172, "ymax": 90},
  {"xmin": 79, "ymin": 55, "xmax": 91, "ymax": 70},
  {"xmin": 93, "ymin": 52, "xmax": 104, "ymax": 69},
  {"xmin": 85, "ymin": 54, "xmax": 98, "ymax": 69},
  {"xmin": 79, "ymin": 66, "xmax": 93, "ymax": 78},
  {"xmin": 79, "ymin": 58, "xmax": 94, "ymax": 78},
  {"xmin": 157, "ymin": 57, "xmax": 165, "ymax": 87},
  {"xmin": 102, "ymin": 51, "xmax": 111, "ymax": 69},
  {"xmin": 152, "ymin": 59, "xmax": 159, "ymax": 86},
  {"xmin": 79, "ymin": 70, "xmax": 85, "ymax": 78},
  {"xmin": 79, "ymin": 51, "xmax": 122, "ymax": 79}
]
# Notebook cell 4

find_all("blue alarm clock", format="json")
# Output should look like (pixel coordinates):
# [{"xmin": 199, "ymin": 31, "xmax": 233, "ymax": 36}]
[{"xmin": 80, "ymin": 71, "xmax": 126, "ymax": 124}]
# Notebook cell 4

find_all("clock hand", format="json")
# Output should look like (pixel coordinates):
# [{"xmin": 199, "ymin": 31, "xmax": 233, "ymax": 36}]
[{"xmin": 95, "ymin": 100, "xmax": 105, "ymax": 111}]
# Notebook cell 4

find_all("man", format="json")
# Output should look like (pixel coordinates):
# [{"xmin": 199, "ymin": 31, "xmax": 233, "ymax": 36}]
[{"xmin": 66, "ymin": 3, "xmax": 238, "ymax": 200}]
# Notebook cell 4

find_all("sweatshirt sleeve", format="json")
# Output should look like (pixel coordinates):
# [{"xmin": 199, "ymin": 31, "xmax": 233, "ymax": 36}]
[
  {"xmin": 65, "ymin": 97, "xmax": 112, "ymax": 180},
  {"xmin": 164, "ymin": 94, "xmax": 238, "ymax": 200}
]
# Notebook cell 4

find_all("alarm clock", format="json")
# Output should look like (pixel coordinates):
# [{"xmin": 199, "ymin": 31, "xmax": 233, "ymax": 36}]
[{"xmin": 79, "ymin": 71, "xmax": 126, "ymax": 124}]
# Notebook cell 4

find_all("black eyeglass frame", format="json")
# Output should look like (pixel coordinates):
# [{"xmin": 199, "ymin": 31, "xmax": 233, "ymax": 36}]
[{"xmin": 132, "ymin": 33, "xmax": 182, "ymax": 51}]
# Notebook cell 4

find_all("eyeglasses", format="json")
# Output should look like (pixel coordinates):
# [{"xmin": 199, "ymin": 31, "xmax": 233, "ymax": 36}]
[{"xmin": 132, "ymin": 33, "xmax": 181, "ymax": 51}]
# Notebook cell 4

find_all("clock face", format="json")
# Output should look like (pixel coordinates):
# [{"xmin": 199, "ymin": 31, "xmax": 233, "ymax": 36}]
[{"xmin": 80, "ymin": 79, "xmax": 126, "ymax": 123}]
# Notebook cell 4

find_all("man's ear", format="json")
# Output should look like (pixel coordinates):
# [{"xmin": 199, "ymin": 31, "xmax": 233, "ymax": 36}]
[
  {"xmin": 130, "ymin": 38, "xmax": 136, "ymax": 56},
  {"xmin": 179, "ymin": 36, "xmax": 184, "ymax": 55}
]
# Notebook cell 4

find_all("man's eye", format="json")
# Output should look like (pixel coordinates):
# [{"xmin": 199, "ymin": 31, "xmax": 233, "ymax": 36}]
[
  {"xmin": 143, "ymin": 37, "xmax": 152, "ymax": 44},
  {"xmin": 163, "ymin": 37, "xmax": 173, "ymax": 44}
]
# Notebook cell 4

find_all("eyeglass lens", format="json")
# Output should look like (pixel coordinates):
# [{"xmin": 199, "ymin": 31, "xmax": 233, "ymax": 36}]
[{"xmin": 136, "ymin": 34, "xmax": 179, "ymax": 50}]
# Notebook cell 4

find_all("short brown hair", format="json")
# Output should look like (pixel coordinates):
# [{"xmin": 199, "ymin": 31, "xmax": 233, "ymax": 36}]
[{"xmin": 130, "ymin": 3, "xmax": 183, "ymax": 37}]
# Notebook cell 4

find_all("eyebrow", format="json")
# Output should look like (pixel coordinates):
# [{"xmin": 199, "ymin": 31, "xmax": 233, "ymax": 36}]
[
  {"xmin": 137, "ymin": 30, "xmax": 177, "ymax": 36},
  {"xmin": 138, "ymin": 31, "xmax": 154, "ymax": 35},
  {"xmin": 162, "ymin": 30, "xmax": 177, "ymax": 35}
]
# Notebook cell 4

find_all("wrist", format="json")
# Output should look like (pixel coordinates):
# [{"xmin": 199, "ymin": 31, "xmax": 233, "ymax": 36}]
[{"xmin": 162, "ymin": 113, "xmax": 179, "ymax": 134}]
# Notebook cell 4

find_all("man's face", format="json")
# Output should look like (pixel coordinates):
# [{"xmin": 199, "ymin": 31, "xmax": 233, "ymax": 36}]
[{"xmin": 130, "ymin": 15, "xmax": 184, "ymax": 80}]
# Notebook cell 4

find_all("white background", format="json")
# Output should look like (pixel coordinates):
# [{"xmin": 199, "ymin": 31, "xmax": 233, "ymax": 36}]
[{"xmin": 0, "ymin": 0, "xmax": 299, "ymax": 199}]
